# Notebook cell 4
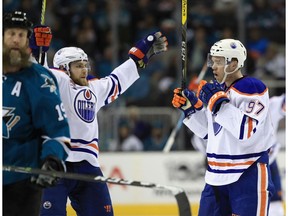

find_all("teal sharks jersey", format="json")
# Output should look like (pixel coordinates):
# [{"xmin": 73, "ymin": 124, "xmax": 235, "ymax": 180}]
[{"xmin": 3, "ymin": 63, "xmax": 70, "ymax": 185}]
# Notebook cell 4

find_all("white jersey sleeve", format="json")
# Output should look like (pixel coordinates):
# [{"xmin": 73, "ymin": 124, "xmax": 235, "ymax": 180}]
[{"xmin": 88, "ymin": 58, "xmax": 139, "ymax": 111}]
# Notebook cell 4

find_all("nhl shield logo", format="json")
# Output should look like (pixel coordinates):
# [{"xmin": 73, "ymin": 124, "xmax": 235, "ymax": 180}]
[{"xmin": 74, "ymin": 89, "xmax": 96, "ymax": 123}]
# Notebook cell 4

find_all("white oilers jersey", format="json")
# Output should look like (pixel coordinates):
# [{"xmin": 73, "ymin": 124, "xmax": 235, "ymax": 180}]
[
  {"xmin": 184, "ymin": 76, "xmax": 274, "ymax": 186},
  {"xmin": 268, "ymin": 94, "xmax": 286, "ymax": 164},
  {"xmin": 50, "ymin": 59, "xmax": 139, "ymax": 167}
]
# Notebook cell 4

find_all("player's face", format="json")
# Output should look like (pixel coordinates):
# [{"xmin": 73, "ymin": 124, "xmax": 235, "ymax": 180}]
[
  {"xmin": 210, "ymin": 56, "xmax": 225, "ymax": 82},
  {"xmin": 70, "ymin": 60, "xmax": 89, "ymax": 86},
  {"xmin": 210, "ymin": 56, "xmax": 236, "ymax": 83},
  {"xmin": 3, "ymin": 28, "xmax": 31, "ymax": 70}
]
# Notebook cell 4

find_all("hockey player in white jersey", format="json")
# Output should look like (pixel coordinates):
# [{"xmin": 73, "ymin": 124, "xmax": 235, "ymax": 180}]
[
  {"xmin": 190, "ymin": 94, "xmax": 286, "ymax": 216},
  {"xmin": 172, "ymin": 39, "xmax": 274, "ymax": 215},
  {"xmin": 268, "ymin": 94, "xmax": 285, "ymax": 216},
  {"xmin": 30, "ymin": 26, "xmax": 168, "ymax": 216}
]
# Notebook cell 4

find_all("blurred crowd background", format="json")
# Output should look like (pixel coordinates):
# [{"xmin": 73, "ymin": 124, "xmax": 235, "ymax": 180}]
[{"xmin": 4, "ymin": 0, "xmax": 286, "ymax": 151}]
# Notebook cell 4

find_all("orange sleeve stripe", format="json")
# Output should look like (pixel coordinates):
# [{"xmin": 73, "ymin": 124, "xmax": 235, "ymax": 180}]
[
  {"xmin": 247, "ymin": 117, "xmax": 253, "ymax": 138},
  {"xmin": 111, "ymin": 85, "xmax": 119, "ymax": 102}
]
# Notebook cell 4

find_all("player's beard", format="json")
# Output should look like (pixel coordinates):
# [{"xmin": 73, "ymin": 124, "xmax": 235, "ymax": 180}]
[{"xmin": 3, "ymin": 46, "xmax": 31, "ymax": 69}]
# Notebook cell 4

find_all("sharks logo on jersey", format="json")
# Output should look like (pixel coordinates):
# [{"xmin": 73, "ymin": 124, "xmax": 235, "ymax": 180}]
[
  {"xmin": 2, "ymin": 107, "xmax": 20, "ymax": 139},
  {"xmin": 41, "ymin": 74, "xmax": 57, "ymax": 94},
  {"xmin": 74, "ymin": 89, "xmax": 96, "ymax": 123}
]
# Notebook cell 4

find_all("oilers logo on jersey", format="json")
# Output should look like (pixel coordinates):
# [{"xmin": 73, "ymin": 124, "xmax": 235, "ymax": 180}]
[{"xmin": 74, "ymin": 89, "xmax": 96, "ymax": 123}]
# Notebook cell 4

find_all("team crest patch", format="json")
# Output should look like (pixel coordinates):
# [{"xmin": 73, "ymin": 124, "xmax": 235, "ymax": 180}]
[
  {"xmin": 2, "ymin": 107, "xmax": 20, "ymax": 139},
  {"xmin": 41, "ymin": 74, "xmax": 57, "ymax": 94},
  {"xmin": 74, "ymin": 89, "xmax": 96, "ymax": 122},
  {"xmin": 230, "ymin": 42, "xmax": 237, "ymax": 49}
]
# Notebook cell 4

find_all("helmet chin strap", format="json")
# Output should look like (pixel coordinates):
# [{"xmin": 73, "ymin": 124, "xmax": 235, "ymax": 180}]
[{"xmin": 219, "ymin": 64, "xmax": 240, "ymax": 84}]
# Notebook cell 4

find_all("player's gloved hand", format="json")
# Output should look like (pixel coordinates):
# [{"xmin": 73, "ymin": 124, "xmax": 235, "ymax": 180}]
[
  {"xmin": 29, "ymin": 25, "xmax": 52, "ymax": 59},
  {"xmin": 198, "ymin": 80, "xmax": 230, "ymax": 114},
  {"xmin": 128, "ymin": 31, "xmax": 168, "ymax": 68},
  {"xmin": 172, "ymin": 88, "xmax": 203, "ymax": 117},
  {"xmin": 31, "ymin": 155, "xmax": 65, "ymax": 188}
]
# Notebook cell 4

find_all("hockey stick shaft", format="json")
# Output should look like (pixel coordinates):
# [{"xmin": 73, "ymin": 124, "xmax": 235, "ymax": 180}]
[
  {"xmin": 163, "ymin": 112, "xmax": 185, "ymax": 153},
  {"xmin": 39, "ymin": 0, "xmax": 47, "ymax": 65},
  {"xmin": 181, "ymin": 0, "xmax": 187, "ymax": 89},
  {"xmin": 196, "ymin": 63, "xmax": 208, "ymax": 84},
  {"xmin": 3, "ymin": 165, "xmax": 192, "ymax": 216},
  {"xmin": 164, "ymin": 0, "xmax": 188, "ymax": 153},
  {"xmin": 3, "ymin": 165, "xmax": 183, "ymax": 193}
]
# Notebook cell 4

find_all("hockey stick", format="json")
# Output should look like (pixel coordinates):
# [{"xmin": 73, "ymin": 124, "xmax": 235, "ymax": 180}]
[
  {"xmin": 163, "ymin": 63, "xmax": 208, "ymax": 153},
  {"xmin": 162, "ymin": 0, "xmax": 188, "ymax": 153},
  {"xmin": 3, "ymin": 165, "xmax": 192, "ymax": 216},
  {"xmin": 38, "ymin": 0, "xmax": 47, "ymax": 65},
  {"xmin": 181, "ymin": 0, "xmax": 187, "ymax": 89}
]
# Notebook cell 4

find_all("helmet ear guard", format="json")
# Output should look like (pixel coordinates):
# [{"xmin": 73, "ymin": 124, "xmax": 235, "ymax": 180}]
[{"xmin": 3, "ymin": 11, "xmax": 33, "ymax": 37}]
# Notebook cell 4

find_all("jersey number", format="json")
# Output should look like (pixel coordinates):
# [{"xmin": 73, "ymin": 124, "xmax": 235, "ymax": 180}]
[
  {"xmin": 246, "ymin": 100, "xmax": 265, "ymax": 115},
  {"xmin": 55, "ymin": 103, "xmax": 67, "ymax": 121}
]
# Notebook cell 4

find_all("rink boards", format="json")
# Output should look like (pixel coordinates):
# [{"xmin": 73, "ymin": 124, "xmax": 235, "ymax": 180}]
[{"xmin": 67, "ymin": 151, "xmax": 286, "ymax": 216}]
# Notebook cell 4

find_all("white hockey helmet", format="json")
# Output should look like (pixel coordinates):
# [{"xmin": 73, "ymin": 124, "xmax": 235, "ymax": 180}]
[
  {"xmin": 208, "ymin": 39, "xmax": 247, "ymax": 84},
  {"xmin": 53, "ymin": 47, "xmax": 88, "ymax": 72},
  {"xmin": 208, "ymin": 39, "xmax": 247, "ymax": 68}
]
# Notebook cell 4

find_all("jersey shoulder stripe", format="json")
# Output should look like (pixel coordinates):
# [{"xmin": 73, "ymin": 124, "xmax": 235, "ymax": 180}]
[
  {"xmin": 104, "ymin": 74, "xmax": 121, "ymax": 105},
  {"xmin": 239, "ymin": 115, "xmax": 258, "ymax": 139},
  {"xmin": 231, "ymin": 77, "xmax": 267, "ymax": 95},
  {"xmin": 111, "ymin": 74, "xmax": 122, "ymax": 93}
]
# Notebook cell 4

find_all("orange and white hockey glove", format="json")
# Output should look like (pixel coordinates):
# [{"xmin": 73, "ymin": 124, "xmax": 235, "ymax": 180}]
[{"xmin": 172, "ymin": 88, "xmax": 203, "ymax": 117}]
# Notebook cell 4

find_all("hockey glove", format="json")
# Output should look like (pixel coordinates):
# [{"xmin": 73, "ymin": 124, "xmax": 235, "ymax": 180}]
[
  {"xmin": 29, "ymin": 25, "xmax": 52, "ymax": 59},
  {"xmin": 31, "ymin": 155, "xmax": 65, "ymax": 188},
  {"xmin": 172, "ymin": 88, "xmax": 203, "ymax": 117},
  {"xmin": 198, "ymin": 80, "xmax": 230, "ymax": 114},
  {"xmin": 128, "ymin": 31, "xmax": 168, "ymax": 68}
]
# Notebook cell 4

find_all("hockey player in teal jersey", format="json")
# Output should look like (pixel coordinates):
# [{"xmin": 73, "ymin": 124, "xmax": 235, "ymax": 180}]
[{"xmin": 3, "ymin": 11, "xmax": 71, "ymax": 216}]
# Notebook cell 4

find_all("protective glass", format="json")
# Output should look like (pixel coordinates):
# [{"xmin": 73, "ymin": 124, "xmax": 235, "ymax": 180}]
[{"xmin": 207, "ymin": 54, "xmax": 225, "ymax": 68}]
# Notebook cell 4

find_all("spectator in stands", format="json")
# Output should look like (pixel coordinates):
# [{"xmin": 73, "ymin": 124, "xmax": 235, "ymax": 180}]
[
  {"xmin": 144, "ymin": 121, "xmax": 169, "ymax": 151},
  {"xmin": 118, "ymin": 119, "xmax": 144, "ymax": 151}
]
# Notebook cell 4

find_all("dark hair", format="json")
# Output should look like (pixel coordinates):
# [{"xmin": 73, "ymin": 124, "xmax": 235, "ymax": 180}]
[{"xmin": 3, "ymin": 11, "xmax": 33, "ymax": 37}]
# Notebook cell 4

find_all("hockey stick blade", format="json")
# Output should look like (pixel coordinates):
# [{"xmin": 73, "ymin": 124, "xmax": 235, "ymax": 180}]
[
  {"xmin": 3, "ymin": 165, "xmax": 192, "ymax": 216},
  {"xmin": 175, "ymin": 191, "xmax": 192, "ymax": 216}
]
